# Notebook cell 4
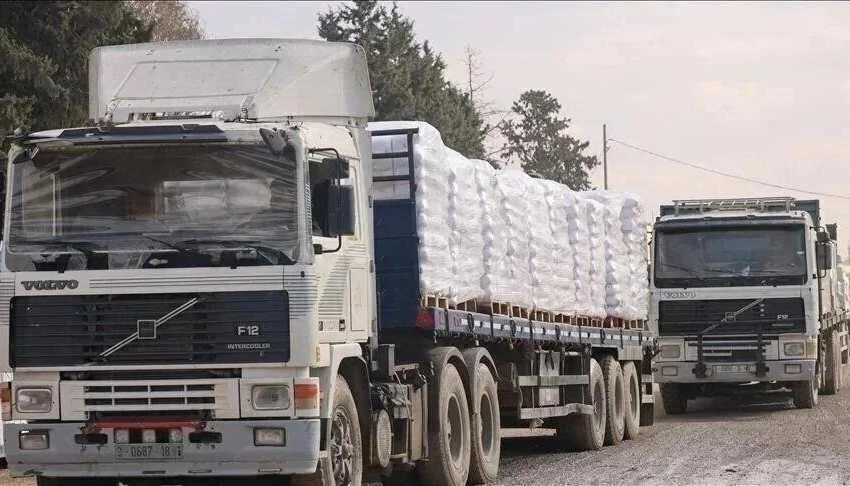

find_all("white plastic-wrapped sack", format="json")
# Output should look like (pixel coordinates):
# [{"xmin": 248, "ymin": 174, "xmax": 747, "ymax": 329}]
[
  {"xmin": 446, "ymin": 151, "xmax": 486, "ymax": 303},
  {"xmin": 541, "ymin": 180, "xmax": 576, "ymax": 315},
  {"xmin": 583, "ymin": 197, "xmax": 608, "ymax": 318},
  {"xmin": 495, "ymin": 170, "xmax": 534, "ymax": 307}
]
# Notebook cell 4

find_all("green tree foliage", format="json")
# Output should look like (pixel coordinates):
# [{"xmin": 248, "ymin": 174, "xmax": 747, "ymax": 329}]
[
  {"xmin": 126, "ymin": 1, "xmax": 205, "ymax": 42},
  {"xmin": 318, "ymin": 1, "xmax": 485, "ymax": 157},
  {"xmin": 0, "ymin": 1, "xmax": 151, "ymax": 138},
  {"xmin": 501, "ymin": 90, "xmax": 599, "ymax": 190}
]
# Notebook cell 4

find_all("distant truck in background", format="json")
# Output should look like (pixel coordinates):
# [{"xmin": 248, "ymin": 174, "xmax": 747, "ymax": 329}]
[{"xmin": 649, "ymin": 198, "xmax": 848, "ymax": 411}]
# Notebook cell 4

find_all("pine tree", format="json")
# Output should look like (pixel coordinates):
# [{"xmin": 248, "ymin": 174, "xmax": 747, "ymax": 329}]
[
  {"xmin": 0, "ymin": 1, "xmax": 151, "ymax": 138},
  {"xmin": 318, "ymin": 1, "xmax": 485, "ymax": 157},
  {"xmin": 501, "ymin": 90, "xmax": 599, "ymax": 190}
]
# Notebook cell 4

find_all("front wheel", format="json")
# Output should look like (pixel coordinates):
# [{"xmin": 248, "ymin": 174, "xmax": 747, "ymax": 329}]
[
  {"xmin": 660, "ymin": 383, "xmax": 687, "ymax": 415},
  {"xmin": 823, "ymin": 331, "xmax": 842, "ymax": 395},
  {"xmin": 293, "ymin": 376, "xmax": 362, "ymax": 486},
  {"xmin": 793, "ymin": 375, "xmax": 819, "ymax": 409}
]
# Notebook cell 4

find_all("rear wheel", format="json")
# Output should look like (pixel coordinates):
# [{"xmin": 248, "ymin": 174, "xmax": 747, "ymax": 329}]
[
  {"xmin": 554, "ymin": 358, "xmax": 606, "ymax": 451},
  {"xmin": 418, "ymin": 359, "xmax": 471, "ymax": 486},
  {"xmin": 660, "ymin": 383, "xmax": 687, "ymax": 415},
  {"xmin": 467, "ymin": 362, "xmax": 500, "ymax": 485},
  {"xmin": 621, "ymin": 362, "xmax": 641, "ymax": 440},
  {"xmin": 601, "ymin": 356, "xmax": 625, "ymax": 446}
]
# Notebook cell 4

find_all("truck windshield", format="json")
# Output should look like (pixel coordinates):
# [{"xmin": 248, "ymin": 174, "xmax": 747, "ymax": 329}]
[
  {"xmin": 5, "ymin": 144, "xmax": 300, "ymax": 271},
  {"xmin": 654, "ymin": 225, "xmax": 807, "ymax": 288}
]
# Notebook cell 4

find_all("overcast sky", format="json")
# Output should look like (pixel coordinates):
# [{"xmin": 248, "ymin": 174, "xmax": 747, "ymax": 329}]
[{"xmin": 187, "ymin": 1, "xmax": 850, "ymax": 256}]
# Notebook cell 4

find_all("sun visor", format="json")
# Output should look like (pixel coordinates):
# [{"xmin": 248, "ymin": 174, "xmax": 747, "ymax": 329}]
[{"xmin": 88, "ymin": 38, "xmax": 375, "ymax": 123}]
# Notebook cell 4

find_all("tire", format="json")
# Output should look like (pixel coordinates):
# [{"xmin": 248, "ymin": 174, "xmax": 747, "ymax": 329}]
[
  {"xmin": 793, "ymin": 376, "xmax": 819, "ymax": 409},
  {"xmin": 601, "ymin": 356, "xmax": 626, "ymax": 446},
  {"xmin": 660, "ymin": 383, "xmax": 687, "ymax": 415},
  {"xmin": 293, "ymin": 376, "xmax": 362, "ymax": 486},
  {"xmin": 467, "ymin": 362, "xmax": 500, "ymax": 485},
  {"xmin": 621, "ymin": 362, "xmax": 641, "ymax": 440},
  {"xmin": 418, "ymin": 361, "xmax": 471, "ymax": 486},
  {"xmin": 554, "ymin": 358, "xmax": 606, "ymax": 451},
  {"xmin": 823, "ymin": 331, "xmax": 841, "ymax": 395}
]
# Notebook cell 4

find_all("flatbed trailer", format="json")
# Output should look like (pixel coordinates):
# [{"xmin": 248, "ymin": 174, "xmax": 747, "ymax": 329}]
[{"xmin": 367, "ymin": 126, "xmax": 657, "ymax": 484}]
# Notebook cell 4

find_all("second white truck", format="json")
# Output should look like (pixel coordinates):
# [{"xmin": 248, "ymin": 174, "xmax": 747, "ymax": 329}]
[{"xmin": 650, "ymin": 198, "xmax": 848, "ymax": 412}]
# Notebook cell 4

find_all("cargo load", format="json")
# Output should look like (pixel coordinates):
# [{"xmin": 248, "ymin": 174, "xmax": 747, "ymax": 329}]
[{"xmin": 369, "ymin": 120, "xmax": 649, "ymax": 322}]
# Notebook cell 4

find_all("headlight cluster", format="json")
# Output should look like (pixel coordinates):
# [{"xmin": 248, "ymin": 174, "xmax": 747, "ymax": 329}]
[
  {"xmin": 16, "ymin": 388, "xmax": 52, "ymax": 413},
  {"xmin": 252, "ymin": 385, "xmax": 291, "ymax": 410},
  {"xmin": 784, "ymin": 342, "xmax": 805, "ymax": 357}
]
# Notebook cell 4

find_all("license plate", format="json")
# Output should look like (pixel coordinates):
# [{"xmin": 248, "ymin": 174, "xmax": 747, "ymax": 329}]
[
  {"xmin": 714, "ymin": 364, "xmax": 754, "ymax": 373},
  {"xmin": 115, "ymin": 444, "xmax": 183, "ymax": 460}
]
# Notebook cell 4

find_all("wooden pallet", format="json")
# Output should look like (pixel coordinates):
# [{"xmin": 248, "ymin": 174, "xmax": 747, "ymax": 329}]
[
  {"xmin": 422, "ymin": 294, "xmax": 448, "ymax": 309},
  {"xmin": 450, "ymin": 299, "xmax": 477, "ymax": 312},
  {"xmin": 488, "ymin": 301, "xmax": 511, "ymax": 316},
  {"xmin": 511, "ymin": 304, "xmax": 530, "ymax": 320}
]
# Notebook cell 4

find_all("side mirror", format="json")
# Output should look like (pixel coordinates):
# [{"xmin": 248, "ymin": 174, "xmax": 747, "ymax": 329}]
[
  {"xmin": 259, "ymin": 128, "xmax": 287, "ymax": 156},
  {"xmin": 817, "ymin": 231, "xmax": 829, "ymax": 243},
  {"xmin": 817, "ymin": 242, "xmax": 835, "ymax": 271},
  {"xmin": 826, "ymin": 223, "xmax": 837, "ymax": 241},
  {"xmin": 326, "ymin": 185, "xmax": 355, "ymax": 237},
  {"xmin": 320, "ymin": 157, "xmax": 349, "ymax": 180}
]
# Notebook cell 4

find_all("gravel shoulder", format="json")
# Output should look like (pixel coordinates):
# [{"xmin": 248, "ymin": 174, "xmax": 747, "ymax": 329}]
[{"xmin": 499, "ymin": 380, "xmax": 850, "ymax": 485}]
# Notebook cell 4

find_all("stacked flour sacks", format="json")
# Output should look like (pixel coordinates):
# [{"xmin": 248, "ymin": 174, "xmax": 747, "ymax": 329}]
[
  {"xmin": 495, "ymin": 170, "xmax": 534, "ymax": 308},
  {"xmin": 539, "ymin": 180, "xmax": 575, "ymax": 316},
  {"xmin": 368, "ymin": 121, "xmax": 648, "ymax": 325}
]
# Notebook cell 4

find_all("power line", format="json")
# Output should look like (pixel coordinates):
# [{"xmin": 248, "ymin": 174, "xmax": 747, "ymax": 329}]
[{"xmin": 608, "ymin": 138, "xmax": 850, "ymax": 201}]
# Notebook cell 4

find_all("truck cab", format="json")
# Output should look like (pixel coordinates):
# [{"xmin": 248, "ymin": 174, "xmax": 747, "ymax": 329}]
[
  {"xmin": 1, "ymin": 39, "xmax": 377, "ymax": 484},
  {"xmin": 649, "ymin": 197, "xmax": 847, "ymax": 412}
]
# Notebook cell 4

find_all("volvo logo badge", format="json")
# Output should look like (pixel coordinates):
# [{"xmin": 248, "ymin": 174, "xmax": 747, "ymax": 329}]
[{"xmin": 21, "ymin": 280, "xmax": 79, "ymax": 291}]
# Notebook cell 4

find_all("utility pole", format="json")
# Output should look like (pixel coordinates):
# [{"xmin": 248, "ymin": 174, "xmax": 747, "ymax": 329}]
[{"xmin": 603, "ymin": 124, "xmax": 608, "ymax": 190}]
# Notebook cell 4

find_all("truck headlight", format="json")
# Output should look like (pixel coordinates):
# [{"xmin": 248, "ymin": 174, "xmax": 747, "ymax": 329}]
[
  {"xmin": 660, "ymin": 345, "xmax": 681, "ymax": 359},
  {"xmin": 784, "ymin": 342, "xmax": 805, "ymax": 357},
  {"xmin": 16, "ymin": 388, "xmax": 52, "ymax": 413},
  {"xmin": 252, "ymin": 385, "xmax": 291, "ymax": 410}
]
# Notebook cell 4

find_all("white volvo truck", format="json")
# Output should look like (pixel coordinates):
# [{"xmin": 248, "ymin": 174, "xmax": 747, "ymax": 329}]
[
  {"xmin": 650, "ymin": 198, "xmax": 848, "ymax": 412},
  {"xmin": 2, "ymin": 39, "xmax": 655, "ymax": 486}
]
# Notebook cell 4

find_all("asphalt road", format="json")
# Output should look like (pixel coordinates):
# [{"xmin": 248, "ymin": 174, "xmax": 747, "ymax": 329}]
[{"xmin": 4, "ymin": 381, "xmax": 850, "ymax": 485}]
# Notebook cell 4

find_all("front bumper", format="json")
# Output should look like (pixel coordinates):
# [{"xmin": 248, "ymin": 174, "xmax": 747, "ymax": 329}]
[
  {"xmin": 653, "ymin": 359, "xmax": 816, "ymax": 383},
  {"xmin": 5, "ymin": 419, "xmax": 320, "ymax": 478}
]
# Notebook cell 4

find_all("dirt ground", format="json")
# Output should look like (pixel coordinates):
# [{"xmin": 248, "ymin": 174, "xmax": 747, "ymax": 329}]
[{"xmin": 4, "ymin": 380, "xmax": 850, "ymax": 485}]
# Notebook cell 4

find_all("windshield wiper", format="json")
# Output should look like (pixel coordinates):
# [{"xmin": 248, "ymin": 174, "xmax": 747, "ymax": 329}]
[
  {"xmin": 142, "ymin": 235, "xmax": 204, "ymax": 257},
  {"xmin": 14, "ymin": 239, "xmax": 102, "ymax": 272},
  {"xmin": 175, "ymin": 238, "xmax": 295, "ymax": 265},
  {"xmin": 656, "ymin": 262, "xmax": 702, "ymax": 279}
]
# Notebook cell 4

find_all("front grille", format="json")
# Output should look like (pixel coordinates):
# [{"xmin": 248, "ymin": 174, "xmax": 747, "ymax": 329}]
[
  {"xmin": 10, "ymin": 291, "xmax": 290, "ymax": 367},
  {"xmin": 59, "ymin": 378, "xmax": 240, "ymax": 420},
  {"xmin": 658, "ymin": 298, "xmax": 805, "ymax": 336},
  {"xmin": 685, "ymin": 336, "xmax": 766, "ymax": 362}
]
